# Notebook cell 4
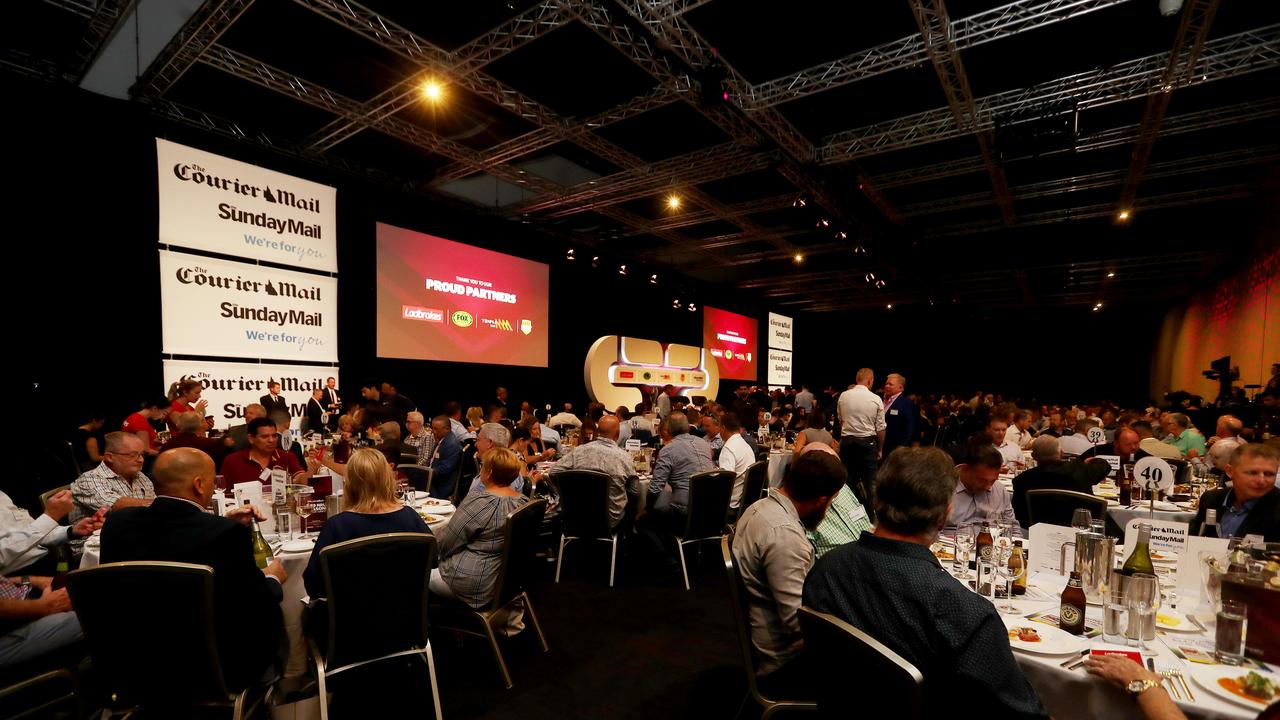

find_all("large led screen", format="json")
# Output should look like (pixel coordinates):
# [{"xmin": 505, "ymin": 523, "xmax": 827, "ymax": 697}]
[
  {"xmin": 376, "ymin": 222, "xmax": 549, "ymax": 367},
  {"xmin": 703, "ymin": 306, "xmax": 758, "ymax": 381}
]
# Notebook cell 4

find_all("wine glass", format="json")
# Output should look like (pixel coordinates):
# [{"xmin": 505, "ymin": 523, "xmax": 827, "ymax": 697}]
[
  {"xmin": 994, "ymin": 544, "xmax": 1025, "ymax": 614},
  {"xmin": 293, "ymin": 486, "xmax": 315, "ymax": 540},
  {"xmin": 1126, "ymin": 573, "xmax": 1160, "ymax": 654},
  {"xmin": 954, "ymin": 525, "xmax": 977, "ymax": 580},
  {"xmin": 1071, "ymin": 508, "xmax": 1093, "ymax": 534}
]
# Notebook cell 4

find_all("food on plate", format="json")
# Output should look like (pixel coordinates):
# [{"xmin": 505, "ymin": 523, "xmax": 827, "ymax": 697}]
[
  {"xmin": 1155, "ymin": 612, "xmax": 1181, "ymax": 627},
  {"xmin": 1218, "ymin": 672, "xmax": 1276, "ymax": 704},
  {"xmin": 1007, "ymin": 627, "xmax": 1042, "ymax": 643},
  {"xmin": 423, "ymin": 498, "xmax": 449, "ymax": 506}
]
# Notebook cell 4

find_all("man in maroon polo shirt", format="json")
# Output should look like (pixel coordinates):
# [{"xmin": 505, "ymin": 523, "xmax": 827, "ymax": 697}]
[{"xmin": 219, "ymin": 417, "xmax": 313, "ymax": 486}]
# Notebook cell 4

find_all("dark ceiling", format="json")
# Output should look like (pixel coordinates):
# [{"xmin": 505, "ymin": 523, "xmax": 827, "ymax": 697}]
[{"xmin": 8, "ymin": 0, "xmax": 1280, "ymax": 313}]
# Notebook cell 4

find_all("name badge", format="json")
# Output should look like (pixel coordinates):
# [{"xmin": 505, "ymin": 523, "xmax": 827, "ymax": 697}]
[
  {"xmin": 271, "ymin": 468, "xmax": 288, "ymax": 487},
  {"xmin": 849, "ymin": 505, "xmax": 869, "ymax": 524},
  {"xmin": 889, "ymin": 409, "xmax": 899, "ymax": 415},
  {"xmin": 258, "ymin": 468, "xmax": 272, "ymax": 482}
]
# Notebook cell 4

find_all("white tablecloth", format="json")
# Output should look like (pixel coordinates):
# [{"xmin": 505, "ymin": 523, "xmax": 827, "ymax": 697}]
[
  {"xmin": 1107, "ymin": 505, "xmax": 1197, "ymax": 530},
  {"xmin": 767, "ymin": 450, "xmax": 792, "ymax": 488}
]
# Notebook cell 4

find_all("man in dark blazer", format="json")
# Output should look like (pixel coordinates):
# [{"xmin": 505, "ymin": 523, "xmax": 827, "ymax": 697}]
[
  {"xmin": 305, "ymin": 389, "xmax": 328, "ymax": 434},
  {"xmin": 259, "ymin": 381, "xmax": 289, "ymax": 420},
  {"xmin": 100, "ymin": 448, "xmax": 286, "ymax": 690},
  {"xmin": 881, "ymin": 373, "xmax": 916, "ymax": 459},
  {"xmin": 322, "ymin": 377, "xmax": 342, "ymax": 431},
  {"xmin": 1011, "ymin": 436, "xmax": 1112, "ymax": 529},
  {"xmin": 1190, "ymin": 443, "xmax": 1280, "ymax": 542}
]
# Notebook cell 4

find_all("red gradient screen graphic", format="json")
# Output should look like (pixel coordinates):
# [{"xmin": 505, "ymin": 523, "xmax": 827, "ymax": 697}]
[
  {"xmin": 376, "ymin": 222, "xmax": 549, "ymax": 367},
  {"xmin": 703, "ymin": 306, "xmax": 758, "ymax": 381}
]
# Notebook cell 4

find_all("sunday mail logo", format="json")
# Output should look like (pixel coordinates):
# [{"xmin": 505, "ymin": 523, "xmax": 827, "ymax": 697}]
[{"xmin": 402, "ymin": 306, "xmax": 444, "ymax": 323}]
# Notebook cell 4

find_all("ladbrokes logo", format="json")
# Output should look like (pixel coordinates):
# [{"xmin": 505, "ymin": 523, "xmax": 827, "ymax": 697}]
[
  {"xmin": 481, "ymin": 318, "xmax": 513, "ymax": 331},
  {"xmin": 450, "ymin": 310, "xmax": 474, "ymax": 328},
  {"xmin": 402, "ymin": 306, "xmax": 443, "ymax": 323}
]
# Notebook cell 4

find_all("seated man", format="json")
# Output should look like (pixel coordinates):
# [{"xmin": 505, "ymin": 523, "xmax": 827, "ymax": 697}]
[
  {"xmin": 224, "ymin": 403, "xmax": 267, "ymax": 453},
  {"xmin": 426, "ymin": 416, "xmax": 462, "ymax": 499},
  {"xmin": 639, "ymin": 413, "xmax": 713, "ymax": 569},
  {"xmin": 466, "ymin": 423, "xmax": 521, "ymax": 497},
  {"xmin": 1134, "ymin": 420, "xmax": 1182, "ymax": 460},
  {"xmin": 547, "ymin": 416, "xmax": 638, "ymax": 530},
  {"xmin": 1011, "ymin": 436, "xmax": 1111, "ymax": 529},
  {"xmin": 1190, "ymin": 443, "xmax": 1280, "ymax": 541},
  {"xmin": 1079, "ymin": 427, "xmax": 1149, "ymax": 465},
  {"xmin": 1057, "ymin": 418, "xmax": 1100, "ymax": 457},
  {"xmin": 700, "ymin": 413, "xmax": 724, "ymax": 456},
  {"xmin": 1163, "ymin": 412, "xmax": 1207, "ymax": 459},
  {"xmin": 70, "ymin": 431, "xmax": 156, "ymax": 529},
  {"xmin": 160, "ymin": 411, "xmax": 233, "ymax": 467},
  {"xmin": 717, "ymin": 412, "xmax": 755, "ymax": 510},
  {"xmin": 804, "ymin": 447, "xmax": 1049, "ymax": 719},
  {"xmin": 0, "ymin": 489, "xmax": 103, "ymax": 576},
  {"xmin": 947, "ymin": 439, "xmax": 1021, "ymax": 537},
  {"xmin": 219, "ymin": 417, "xmax": 313, "ymax": 487},
  {"xmin": 986, "ymin": 417, "xmax": 1024, "ymax": 467},
  {"xmin": 802, "ymin": 442, "xmax": 873, "ymax": 559},
  {"xmin": 0, "ymin": 574, "xmax": 82, "ymax": 671},
  {"xmin": 372, "ymin": 421, "xmax": 414, "ymax": 467},
  {"xmin": 1206, "ymin": 415, "xmax": 1247, "ymax": 472},
  {"xmin": 733, "ymin": 450, "xmax": 844, "ymax": 694},
  {"xmin": 101, "ymin": 448, "xmax": 287, "ymax": 689},
  {"xmin": 404, "ymin": 411, "xmax": 435, "ymax": 467}
]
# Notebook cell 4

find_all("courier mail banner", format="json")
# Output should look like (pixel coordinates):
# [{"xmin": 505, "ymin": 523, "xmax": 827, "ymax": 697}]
[
  {"xmin": 163, "ymin": 360, "xmax": 337, "ymax": 430},
  {"xmin": 767, "ymin": 312, "xmax": 793, "ymax": 351},
  {"xmin": 767, "ymin": 349, "xmax": 793, "ymax": 386},
  {"xmin": 159, "ymin": 250, "xmax": 338, "ymax": 362},
  {"xmin": 157, "ymin": 138, "xmax": 337, "ymax": 272}
]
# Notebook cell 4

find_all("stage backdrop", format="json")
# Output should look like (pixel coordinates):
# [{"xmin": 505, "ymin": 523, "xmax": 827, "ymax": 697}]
[
  {"xmin": 375, "ymin": 222, "xmax": 549, "ymax": 368},
  {"xmin": 162, "ymin": 359, "xmax": 338, "ymax": 430},
  {"xmin": 703, "ymin": 306, "xmax": 758, "ymax": 382},
  {"xmin": 157, "ymin": 138, "xmax": 337, "ymax": 272}
]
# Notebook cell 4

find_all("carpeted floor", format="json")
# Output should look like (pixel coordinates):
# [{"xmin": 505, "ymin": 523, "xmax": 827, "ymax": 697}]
[{"xmin": 330, "ymin": 538, "xmax": 747, "ymax": 719}]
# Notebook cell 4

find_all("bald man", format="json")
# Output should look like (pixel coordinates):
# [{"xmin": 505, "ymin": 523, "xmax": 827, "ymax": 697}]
[
  {"xmin": 101, "ymin": 448, "xmax": 286, "ymax": 690},
  {"xmin": 548, "ymin": 415, "xmax": 639, "ymax": 529}
]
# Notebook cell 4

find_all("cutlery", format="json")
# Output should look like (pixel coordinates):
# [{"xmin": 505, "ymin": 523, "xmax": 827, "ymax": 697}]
[
  {"xmin": 1160, "ymin": 671, "xmax": 1182, "ymax": 700},
  {"xmin": 1060, "ymin": 650, "xmax": 1089, "ymax": 667},
  {"xmin": 1170, "ymin": 670, "xmax": 1193, "ymax": 701},
  {"xmin": 1187, "ymin": 614, "xmax": 1207, "ymax": 633}
]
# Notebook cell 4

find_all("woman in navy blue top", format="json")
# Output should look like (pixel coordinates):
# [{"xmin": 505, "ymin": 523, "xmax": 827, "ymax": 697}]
[{"xmin": 303, "ymin": 447, "xmax": 431, "ymax": 599}]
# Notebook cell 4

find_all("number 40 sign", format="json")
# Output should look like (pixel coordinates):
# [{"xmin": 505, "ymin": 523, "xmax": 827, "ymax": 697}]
[{"xmin": 1134, "ymin": 456, "xmax": 1175, "ymax": 492}]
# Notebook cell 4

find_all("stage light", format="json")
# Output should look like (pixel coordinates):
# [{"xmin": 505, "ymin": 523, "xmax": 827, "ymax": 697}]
[
  {"xmin": 874, "ymin": 279, "xmax": 886, "ymax": 289},
  {"xmin": 673, "ymin": 298, "xmax": 681, "ymax": 309},
  {"xmin": 887, "ymin": 304, "xmax": 893, "ymax": 309},
  {"xmin": 794, "ymin": 253, "xmax": 804, "ymax": 263},
  {"xmin": 649, "ymin": 273, "xmax": 658, "ymax": 284},
  {"xmin": 565, "ymin": 249, "xmax": 575, "ymax": 260},
  {"xmin": 688, "ymin": 303, "xmax": 697, "ymax": 312},
  {"xmin": 666, "ymin": 194, "xmax": 681, "ymax": 210},
  {"xmin": 421, "ymin": 79, "xmax": 444, "ymax": 102},
  {"xmin": 865, "ymin": 272, "xmax": 875, "ymax": 283},
  {"xmin": 1107, "ymin": 271, "xmax": 1116, "ymax": 278},
  {"xmin": 836, "ymin": 231, "xmax": 848, "ymax": 240},
  {"xmin": 853, "ymin": 244, "xmax": 867, "ymax": 255},
  {"xmin": 591, "ymin": 255, "xmax": 600, "ymax": 268},
  {"xmin": 792, "ymin": 196, "xmax": 807, "ymax": 208},
  {"xmin": 619, "ymin": 264, "xmax": 627, "ymax": 275},
  {"xmin": 1117, "ymin": 209, "xmax": 1131, "ymax": 221},
  {"xmin": 816, "ymin": 218, "xmax": 830, "ymax": 229}
]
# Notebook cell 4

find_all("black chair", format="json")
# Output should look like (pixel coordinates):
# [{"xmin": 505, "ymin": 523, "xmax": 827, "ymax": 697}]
[
  {"xmin": 431, "ymin": 499, "xmax": 550, "ymax": 689},
  {"xmin": 37, "ymin": 485, "xmax": 70, "ymax": 526},
  {"xmin": 721, "ymin": 537, "xmax": 816, "ymax": 718},
  {"xmin": 0, "ymin": 667, "xmax": 77, "ymax": 720},
  {"xmin": 676, "ymin": 470, "xmax": 735, "ymax": 590},
  {"xmin": 1024, "ymin": 489, "xmax": 1109, "ymax": 529},
  {"xmin": 397, "ymin": 464, "xmax": 433, "ymax": 493},
  {"xmin": 66, "ymin": 561, "xmax": 270, "ymax": 719},
  {"xmin": 798, "ymin": 606, "xmax": 923, "ymax": 718},
  {"xmin": 309, "ymin": 533, "xmax": 442, "ymax": 720},
  {"xmin": 1167, "ymin": 458, "xmax": 1191, "ymax": 486},
  {"xmin": 553, "ymin": 470, "xmax": 619, "ymax": 586},
  {"xmin": 458, "ymin": 440, "xmax": 479, "ymax": 495},
  {"xmin": 740, "ymin": 460, "xmax": 769, "ymax": 512}
]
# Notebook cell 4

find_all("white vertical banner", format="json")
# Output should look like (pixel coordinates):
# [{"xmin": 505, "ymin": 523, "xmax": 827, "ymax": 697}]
[
  {"xmin": 157, "ymin": 138, "xmax": 337, "ymax": 272},
  {"xmin": 767, "ymin": 312, "xmax": 793, "ymax": 351},
  {"xmin": 767, "ymin": 349, "xmax": 792, "ymax": 386},
  {"xmin": 162, "ymin": 359, "xmax": 338, "ymax": 430}
]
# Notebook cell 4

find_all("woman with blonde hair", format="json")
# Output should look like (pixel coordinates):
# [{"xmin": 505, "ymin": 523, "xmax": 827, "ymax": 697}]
[
  {"xmin": 303, "ymin": 447, "xmax": 430, "ymax": 599},
  {"xmin": 466, "ymin": 406, "xmax": 485, "ymax": 432}
]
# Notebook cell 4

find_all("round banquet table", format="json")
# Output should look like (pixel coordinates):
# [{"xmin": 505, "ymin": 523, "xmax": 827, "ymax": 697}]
[
  {"xmin": 996, "ymin": 476, "xmax": 1199, "ymax": 530},
  {"xmin": 934, "ymin": 538, "xmax": 1269, "ymax": 720}
]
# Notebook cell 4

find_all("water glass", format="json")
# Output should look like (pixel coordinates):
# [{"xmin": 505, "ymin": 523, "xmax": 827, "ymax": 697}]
[
  {"xmin": 954, "ymin": 525, "xmax": 976, "ymax": 579},
  {"xmin": 1126, "ymin": 573, "xmax": 1160, "ymax": 653},
  {"xmin": 977, "ymin": 559, "xmax": 998, "ymax": 600},
  {"xmin": 1071, "ymin": 508, "xmax": 1093, "ymax": 533},
  {"xmin": 275, "ymin": 508, "xmax": 293, "ymax": 541},
  {"xmin": 994, "ymin": 545, "xmax": 1024, "ymax": 614},
  {"xmin": 1102, "ymin": 587, "xmax": 1128, "ymax": 644},
  {"xmin": 1215, "ymin": 599, "xmax": 1248, "ymax": 665}
]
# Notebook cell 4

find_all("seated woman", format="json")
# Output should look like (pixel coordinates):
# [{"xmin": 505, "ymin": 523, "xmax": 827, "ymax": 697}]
[
  {"xmin": 518, "ymin": 418, "xmax": 556, "ymax": 464},
  {"xmin": 303, "ymin": 448, "xmax": 430, "ymax": 600},
  {"xmin": 430, "ymin": 447, "xmax": 527, "ymax": 609},
  {"xmin": 793, "ymin": 408, "xmax": 837, "ymax": 454},
  {"xmin": 465, "ymin": 406, "xmax": 485, "ymax": 433}
]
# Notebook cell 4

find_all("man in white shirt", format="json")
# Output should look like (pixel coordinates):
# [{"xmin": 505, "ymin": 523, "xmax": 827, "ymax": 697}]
[
  {"xmin": 548, "ymin": 406, "xmax": 582, "ymax": 430},
  {"xmin": 1004, "ymin": 410, "xmax": 1034, "ymax": 450},
  {"xmin": 1059, "ymin": 418, "xmax": 1102, "ymax": 457},
  {"xmin": 794, "ymin": 385, "xmax": 815, "ymax": 413},
  {"xmin": 1206, "ymin": 415, "xmax": 1246, "ymax": 471},
  {"xmin": 0, "ymin": 491, "xmax": 103, "ymax": 575},
  {"xmin": 718, "ymin": 412, "xmax": 756, "ymax": 509},
  {"xmin": 837, "ymin": 368, "xmax": 886, "ymax": 510},
  {"xmin": 986, "ymin": 417, "xmax": 1025, "ymax": 466},
  {"xmin": 656, "ymin": 385, "xmax": 676, "ymax": 420}
]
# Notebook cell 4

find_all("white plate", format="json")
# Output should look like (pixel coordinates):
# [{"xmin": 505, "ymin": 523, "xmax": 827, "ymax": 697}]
[
  {"xmin": 1149, "ymin": 550, "xmax": 1178, "ymax": 564},
  {"xmin": 1003, "ymin": 619, "xmax": 1088, "ymax": 655},
  {"xmin": 414, "ymin": 491, "xmax": 430, "ymax": 500},
  {"xmin": 418, "ymin": 499, "xmax": 456, "ymax": 514},
  {"xmin": 280, "ymin": 539, "xmax": 314, "ymax": 553},
  {"xmin": 1190, "ymin": 666, "xmax": 1280, "ymax": 711},
  {"xmin": 1155, "ymin": 609, "xmax": 1196, "ymax": 632}
]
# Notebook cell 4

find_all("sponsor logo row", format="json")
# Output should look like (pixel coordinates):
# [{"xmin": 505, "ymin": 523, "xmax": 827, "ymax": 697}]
[{"xmin": 402, "ymin": 306, "xmax": 533, "ymax": 335}]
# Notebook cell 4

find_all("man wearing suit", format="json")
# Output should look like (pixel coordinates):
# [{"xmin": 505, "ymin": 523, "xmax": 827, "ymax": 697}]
[
  {"xmin": 427, "ymin": 416, "xmax": 463, "ymax": 499},
  {"xmin": 305, "ymin": 389, "xmax": 328, "ymax": 434},
  {"xmin": 1190, "ymin": 443, "xmax": 1280, "ymax": 542},
  {"xmin": 101, "ymin": 448, "xmax": 286, "ymax": 689},
  {"xmin": 259, "ymin": 381, "xmax": 289, "ymax": 420},
  {"xmin": 322, "ymin": 377, "xmax": 342, "ymax": 430},
  {"xmin": 881, "ymin": 373, "xmax": 915, "ymax": 460},
  {"xmin": 1011, "ymin": 436, "xmax": 1111, "ymax": 529}
]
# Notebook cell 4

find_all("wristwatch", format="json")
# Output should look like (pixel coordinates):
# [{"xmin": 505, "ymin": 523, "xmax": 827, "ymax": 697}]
[{"xmin": 1127, "ymin": 678, "xmax": 1160, "ymax": 698}]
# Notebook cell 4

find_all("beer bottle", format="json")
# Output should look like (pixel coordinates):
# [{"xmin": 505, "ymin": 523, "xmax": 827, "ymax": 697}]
[
  {"xmin": 251, "ymin": 519, "xmax": 272, "ymax": 570},
  {"xmin": 1121, "ymin": 522, "xmax": 1155, "ymax": 576},
  {"xmin": 1059, "ymin": 571, "xmax": 1087, "ymax": 635},
  {"xmin": 976, "ymin": 522, "xmax": 994, "ymax": 566},
  {"xmin": 50, "ymin": 545, "xmax": 71, "ymax": 591},
  {"xmin": 1010, "ymin": 540, "xmax": 1028, "ymax": 596},
  {"xmin": 1200, "ymin": 508, "xmax": 1219, "ymax": 538},
  {"xmin": 1118, "ymin": 461, "xmax": 1132, "ymax": 506}
]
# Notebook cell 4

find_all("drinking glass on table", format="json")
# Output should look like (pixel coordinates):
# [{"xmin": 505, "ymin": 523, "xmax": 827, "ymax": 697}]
[
  {"xmin": 1126, "ymin": 573, "xmax": 1160, "ymax": 654},
  {"xmin": 292, "ymin": 486, "xmax": 315, "ymax": 539},
  {"xmin": 1215, "ymin": 599, "xmax": 1248, "ymax": 665},
  {"xmin": 1102, "ymin": 586, "xmax": 1129, "ymax": 644},
  {"xmin": 1071, "ymin": 508, "xmax": 1093, "ymax": 534},
  {"xmin": 954, "ymin": 525, "xmax": 976, "ymax": 579},
  {"xmin": 994, "ymin": 544, "xmax": 1025, "ymax": 614}
]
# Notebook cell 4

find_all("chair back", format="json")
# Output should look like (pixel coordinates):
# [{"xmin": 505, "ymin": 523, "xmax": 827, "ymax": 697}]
[
  {"xmin": 446, "ymin": 460, "xmax": 466, "ymax": 505},
  {"xmin": 1024, "ymin": 489, "xmax": 1109, "ymax": 528},
  {"xmin": 320, "ymin": 532, "xmax": 436, "ymax": 669},
  {"xmin": 38, "ymin": 485, "xmax": 71, "ymax": 524},
  {"xmin": 488, "ymin": 499, "xmax": 547, "ymax": 612},
  {"xmin": 682, "ymin": 470, "xmax": 735, "ymax": 541},
  {"xmin": 458, "ymin": 440, "xmax": 478, "ymax": 490},
  {"xmin": 66, "ymin": 561, "xmax": 234, "ymax": 704},
  {"xmin": 1166, "ymin": 458, "xmax": 1191, "ymax": 485},
  {"xmin": 555, "ymin": 470, "xmax": 614, "ymax": 539},
  {"xmin": 754, "ymin": 447, "xmax": 769, "ymax": 462},
  {"xmin": 798, "ymin": 606, "xmax": 923, "ymax": 718},
  {"xmin": 721, "ymin": 536, "xmax": 767, "ymax": 699},
  {"xmin": 741, "ymin": 461, "xmax": 768, "ymax": 509},
  {"xmin": 398, "ymin": 465, "xmax": 432, "ymax": 493}
]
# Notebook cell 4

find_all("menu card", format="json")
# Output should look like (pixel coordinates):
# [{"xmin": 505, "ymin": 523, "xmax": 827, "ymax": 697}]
[
  {"xmin": 232, "ymin": 481, "xmax": 276, "ymax": 534},
  {"xmin": 1028, "ymin": 523, "xmax": 1078, "ymax": 576},
  {"xmin": 1122, "ymin": 519, "xmax": 1188, "ymax": 557},
  {"xmin": 1176, "ymin": 534, "xmax": 1232, "ymax": 613}
]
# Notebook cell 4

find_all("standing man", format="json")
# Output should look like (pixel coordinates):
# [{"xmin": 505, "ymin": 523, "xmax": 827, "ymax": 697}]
[
  {"xmin": 322, "ymin": 377, "xmax": 342, "ymax": 431},
  {"xmin": 881, "ymin": 373, "xmax": 915, "ymax": 459},
  {"xmin": 794, "ymin": 385, "xmax": 815, "ymax": 414},
  {"xmin": 656, "ymin": 385, "xmax": 676, "ymax": 421},
  {"xmin": 259, "ymin": 381, "xmax": 289, "ymax": 420},
  {"xmin": 837, "ymin": 368, "xmax": 885, "ymax": 510},
  {"xmin": 305, "ymin": 389, "xmax": 327, "ymax": 434}
]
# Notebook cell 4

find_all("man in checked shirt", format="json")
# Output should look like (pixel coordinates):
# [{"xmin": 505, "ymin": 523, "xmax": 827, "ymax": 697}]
[{"xmin": 69, "ymin": 432, "xmax": 155, "ymax": 536}]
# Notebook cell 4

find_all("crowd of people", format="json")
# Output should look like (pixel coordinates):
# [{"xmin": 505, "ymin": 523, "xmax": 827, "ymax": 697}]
[{"xmin": 5, "ymin": 368, "xmax": 1278, "ymax": 716}]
